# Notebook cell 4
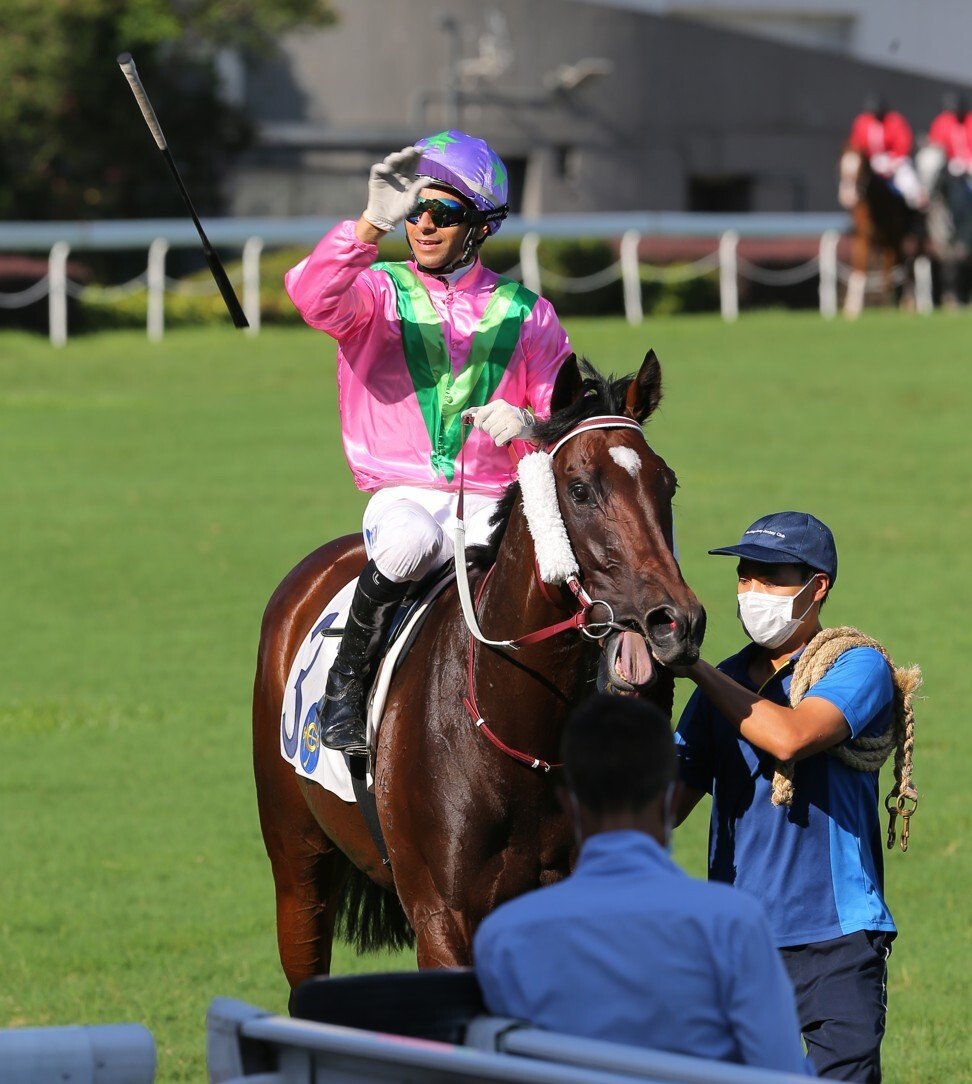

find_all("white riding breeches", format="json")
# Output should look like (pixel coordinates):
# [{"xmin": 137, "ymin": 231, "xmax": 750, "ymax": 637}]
[
  {"xmin": 891, "ymin": 160, "xmax": 925, "ymax": 208},
  {"xmin": 362, "ymin": 486, "xmax": 500, "ymax": 583}
]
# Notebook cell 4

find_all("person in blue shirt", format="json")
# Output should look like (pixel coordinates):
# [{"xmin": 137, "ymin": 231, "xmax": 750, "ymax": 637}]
[
  {"xmin": 673, "ymin": 511, "xmax": 895, "ymax": 1083},
  {"xmin": 473, "ymin": 694, "xmax": 810, "ymax": 1075}
]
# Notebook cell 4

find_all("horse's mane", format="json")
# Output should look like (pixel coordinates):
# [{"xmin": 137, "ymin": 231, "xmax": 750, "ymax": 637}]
[{"xmin": 468, "ymin": 360, "xmax": 635, "ymax": 572}]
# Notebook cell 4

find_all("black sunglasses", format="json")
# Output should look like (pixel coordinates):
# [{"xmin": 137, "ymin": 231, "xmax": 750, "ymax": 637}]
[{"xmin": 405, "ymin": 197, "xmax": 473, "ymax": 228}]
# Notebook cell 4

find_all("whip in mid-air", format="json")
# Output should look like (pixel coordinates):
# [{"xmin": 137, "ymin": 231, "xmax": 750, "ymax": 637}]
[{"xmin": 117, "ymin": 52, "xmax": 249, "ymax": 328}]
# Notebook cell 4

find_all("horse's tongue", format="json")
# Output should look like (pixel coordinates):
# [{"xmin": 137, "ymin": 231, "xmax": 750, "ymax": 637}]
[{"xmin": 617, "ymin": 630, "xmax": 653, "ymax": 687}]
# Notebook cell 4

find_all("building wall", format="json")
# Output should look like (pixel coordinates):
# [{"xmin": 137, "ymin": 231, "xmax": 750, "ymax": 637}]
[
  {"xmin": 228, "ymin": 0, "xmax": 968, "ymax": 218},
  {"xmin": 598, "ymin": 0, "xmax": 972, "ymax": 88}
]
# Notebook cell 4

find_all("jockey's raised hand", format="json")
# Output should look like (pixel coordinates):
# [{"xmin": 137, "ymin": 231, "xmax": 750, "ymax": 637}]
[
  {"xmin": 466, "ymin": 400, "xmax": 534, "ymax": 446},
  {"xmin": 362, "ymin": 147, "xmax": 430, "ymax": 233}
]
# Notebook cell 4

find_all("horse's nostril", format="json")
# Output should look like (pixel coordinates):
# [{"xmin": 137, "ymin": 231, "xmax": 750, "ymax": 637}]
[{"xmin": 646, "ymin": 606, "xmax": 681, "ymax": 641}]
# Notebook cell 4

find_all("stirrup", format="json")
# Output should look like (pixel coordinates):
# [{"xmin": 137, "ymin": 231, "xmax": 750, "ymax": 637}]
[{"xmin": 318, "ymin": 692, "xmax": 370, "ymax": 756}]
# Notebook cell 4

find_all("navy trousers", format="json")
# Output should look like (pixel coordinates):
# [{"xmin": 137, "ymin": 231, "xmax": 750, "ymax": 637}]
[{"xmin": 780, "ymin": 930, "xmax": 891, "ymax": 1082}]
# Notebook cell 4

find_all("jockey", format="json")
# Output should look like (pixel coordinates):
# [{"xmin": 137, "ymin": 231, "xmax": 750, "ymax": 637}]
[
  {"xmin": 928, "ymin": 92, "xmax": 972, "ymax": 177},
  {"xmin": 285, "ymin": 131, "xmax": 571, "ymax": 755},
  {"xmin": 848, "ymin": 94, "xmax": 926, "ymax": 209}
]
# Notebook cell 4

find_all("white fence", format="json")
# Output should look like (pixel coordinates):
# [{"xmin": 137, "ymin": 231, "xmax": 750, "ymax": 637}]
[{"xmin": 0, "ymin": 211, "xmax": 932, "ymax": 345}]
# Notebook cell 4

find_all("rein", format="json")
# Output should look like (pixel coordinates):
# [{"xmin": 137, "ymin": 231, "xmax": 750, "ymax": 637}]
[{"xmin": 454, "ymin": 413, "xmax": 644, "ymax": 771}]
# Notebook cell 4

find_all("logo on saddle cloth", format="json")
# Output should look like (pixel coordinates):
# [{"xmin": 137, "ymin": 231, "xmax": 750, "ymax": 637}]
[
  {"xmin": 373, "ymin": 261, "xmax": 538, "ymax": 482},
  {"xmin": 300, "ymin": 706, "xmax": 322, "ymax": 773}
]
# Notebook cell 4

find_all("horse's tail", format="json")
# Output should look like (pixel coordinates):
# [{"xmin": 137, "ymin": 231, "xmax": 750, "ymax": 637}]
[{"xmin": 336, "ymin": 865, "xmax": 416, "ymax": 955}]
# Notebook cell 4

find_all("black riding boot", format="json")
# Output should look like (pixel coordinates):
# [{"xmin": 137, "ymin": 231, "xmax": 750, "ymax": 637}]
[{"xmin": 317, "ymin": 560, "xmax": 407, "ymax": 756}]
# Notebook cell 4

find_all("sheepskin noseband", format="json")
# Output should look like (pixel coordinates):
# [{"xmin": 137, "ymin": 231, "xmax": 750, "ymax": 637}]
[
  {"xmin": 517, "ymin": 415, "xmax": 645, "ymax": 584},
  {"xmin": 517, "ymin": 451, "xmax": 580, "ymax": 584}
]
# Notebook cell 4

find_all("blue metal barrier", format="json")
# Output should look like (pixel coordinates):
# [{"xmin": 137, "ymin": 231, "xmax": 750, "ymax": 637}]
[
  {"xmin": 207, "ymin": 997, "xmax": 809, "ymax": 1084},
  {"xmin": 0, "ymin": 1023, "xmax": 155, "ymax": 1084}
]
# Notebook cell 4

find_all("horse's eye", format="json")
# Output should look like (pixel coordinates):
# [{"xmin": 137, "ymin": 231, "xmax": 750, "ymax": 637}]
[{"xmin": 568, "ymin": 482, "xmax": 591, "ymax": 504}]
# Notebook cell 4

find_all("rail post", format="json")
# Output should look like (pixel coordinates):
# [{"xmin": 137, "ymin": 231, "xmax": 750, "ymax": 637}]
[
  {"xmin": 818, "ymin": 229, "xmax": 839, "ymax": 319},
  {"xmin": 146, "ymin": 237, "xmax": 169, "ymax": 343},
  {"xmin": 520, "ymin": 232, "xmax": 541, "ymax": 296},
  {"xmin": 242, "ymin": 236, "xmax": 263, "ymax": 336},
  {"xmin": 620, "ymin": 229, "xmax": 643, "ymax": 326},
  {"xmin": 719, "ymin": 230, "xmax": 739, "ymax": 323},
  {"xmin": 48, "ymin": 241, "xmax": 70, "ymax": 348}
]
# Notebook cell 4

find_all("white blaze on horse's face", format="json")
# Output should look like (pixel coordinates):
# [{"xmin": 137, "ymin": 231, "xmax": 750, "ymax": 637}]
[{"xmin": 609, "ymin": 446, "xmax": 642, "ymax": 478}]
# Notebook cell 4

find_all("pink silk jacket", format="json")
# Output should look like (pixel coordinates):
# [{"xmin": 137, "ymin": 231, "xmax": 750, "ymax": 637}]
[{"xmin": 285, "ymin": 220, "xmax": 571, "ymax": 496}]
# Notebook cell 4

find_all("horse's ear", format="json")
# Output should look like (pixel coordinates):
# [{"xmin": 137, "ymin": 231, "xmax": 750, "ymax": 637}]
[
  {"xmin": 625, "ymin": 349, "xmax": 663, "ymax": 422},
  {"xmin": 550, "ymin": 354, "xmax": 583, "ymax": 413}
]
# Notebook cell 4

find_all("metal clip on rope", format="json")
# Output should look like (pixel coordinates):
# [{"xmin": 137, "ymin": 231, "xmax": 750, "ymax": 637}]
[{"xmin": 884, "ymin": 789, "xmax": 919, "ymax": 852}]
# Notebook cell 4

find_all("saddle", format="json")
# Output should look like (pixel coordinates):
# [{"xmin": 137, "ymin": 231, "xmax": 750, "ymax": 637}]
[{"xmin": 279, "ymin": 564, "xmax": 454, "ymax": 803}]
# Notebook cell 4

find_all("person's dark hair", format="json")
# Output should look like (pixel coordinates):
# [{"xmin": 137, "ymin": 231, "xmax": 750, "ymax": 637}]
[
  {"xmin": 561, "ymin": 694, "xmax": 676, "ymax": 814},
  {"xmin": 794, "ymin": 561, "xmax": 830, "ymax": 609}
]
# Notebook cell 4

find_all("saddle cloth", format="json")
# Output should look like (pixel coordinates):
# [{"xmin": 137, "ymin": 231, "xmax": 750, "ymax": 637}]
[{"xmin": 279, "ymin": 569, "xmax": 453, "ymax": 802}]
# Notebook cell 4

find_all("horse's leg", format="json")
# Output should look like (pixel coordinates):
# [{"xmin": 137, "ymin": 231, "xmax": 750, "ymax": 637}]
[
  {"xmin": 886, "ymin": 244, "xmax": 908, "ymax": 310},
  {"xmin": 268, "ymin": 809, "xmax": 348, "ymax": 986},
  {"xmin": 413, "ymin": 900, "xmax": 473, "ymax": 969},
  {"xmin": 844, "ymin": 221, "xmax": 867, "ymax": 319},
  {"xmin": 254, "ymin": 667, "xmax": 349, "ymax": 987},
  {"xmin": 941, "ymin": 255, "xmax": 960, "ymax": 309}
]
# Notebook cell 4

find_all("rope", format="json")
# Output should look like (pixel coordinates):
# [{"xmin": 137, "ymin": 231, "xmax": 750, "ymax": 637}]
[
  {"xmin": 771, "ymin": 626, "xmax": 921, "ymax": 850},
  {"xmin": 736, "ymin": 255, "xmax": 820, "ymax": 286},
  {"xmin": 637, "ymin": 251, "xmax": 719, "ymax": 281},
  {"xmin": 639, "ymin": 250, "xmax": 722, "ymax": 283},
  {"xmin": 0, "ymin": 277, "xmax": 51, "ymax": 307},
  {"xmin": 532, "ymin": 260, "xmax": 622, "ymax": 292}
]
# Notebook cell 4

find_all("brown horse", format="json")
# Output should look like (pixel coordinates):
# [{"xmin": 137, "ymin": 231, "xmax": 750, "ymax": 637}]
[
  {"xmin": 253, "ymin": 351, "xmax": 704, "ymax": 988},
  {"xmin": 838, "ymin": 145, "xmax": 924, "ymax": 317}
]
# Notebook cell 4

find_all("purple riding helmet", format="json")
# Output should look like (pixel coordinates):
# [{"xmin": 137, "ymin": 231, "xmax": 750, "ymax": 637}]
[
  {"xmin": 415, "ymin": 129, "xmax": 510, "ymax": 233},
  {"xmin": 412, "ymin": 130, "xmax": 510, "ymax": 272}
]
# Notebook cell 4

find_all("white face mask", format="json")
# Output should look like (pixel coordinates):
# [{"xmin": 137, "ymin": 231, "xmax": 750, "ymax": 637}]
[{"xmin": 737, "ymin": 576, "xmax": 818, "ymax": 649}]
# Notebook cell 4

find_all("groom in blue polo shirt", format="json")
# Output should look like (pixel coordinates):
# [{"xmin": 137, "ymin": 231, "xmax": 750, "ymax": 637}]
[{"xmin": 673, "ymin": 512, "xmax": 895, "ymax": 1082}]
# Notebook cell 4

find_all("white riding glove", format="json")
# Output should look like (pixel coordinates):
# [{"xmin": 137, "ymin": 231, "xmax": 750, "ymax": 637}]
[
  {"xmin": 465, "ymin": 401, "xmax": 534, "ymax": 447},
  {"xmin": 363, "ymin": 147, "xmax": 430, "ymax": 233}
]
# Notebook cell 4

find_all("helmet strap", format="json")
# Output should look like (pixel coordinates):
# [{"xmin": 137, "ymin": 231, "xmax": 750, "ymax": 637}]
[{"xmin": 409, "ymin": 220, "xmax": 486, "ymax": 276}]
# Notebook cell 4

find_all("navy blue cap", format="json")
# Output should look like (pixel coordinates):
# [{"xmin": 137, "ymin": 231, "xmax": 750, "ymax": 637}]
[{"xmin": 709, "ymin": 511, "xmax": 838, "ymax": 585}]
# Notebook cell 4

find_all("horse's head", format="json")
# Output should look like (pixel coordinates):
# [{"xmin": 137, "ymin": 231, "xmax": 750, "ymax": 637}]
[{"xmin": 532, "ymin": 352, "xmax": 705, "ymax": 694}]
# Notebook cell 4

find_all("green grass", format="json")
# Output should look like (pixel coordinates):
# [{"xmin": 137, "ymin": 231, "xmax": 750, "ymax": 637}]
[{"xmin": 1, "ymin": 312, "xmax": 969, "ymax": 1081}]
